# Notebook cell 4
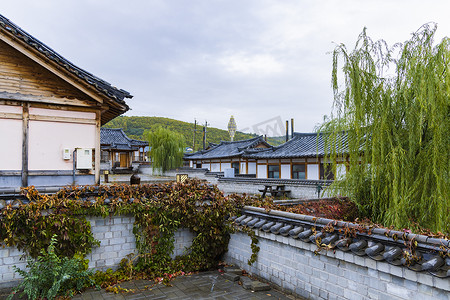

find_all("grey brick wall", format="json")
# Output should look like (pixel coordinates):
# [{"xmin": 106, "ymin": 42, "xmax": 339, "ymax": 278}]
[
  {"xmin": 224, "ymin": 231, "xmax": 450, "ymax": 300},
  {"xmin": 172, "ymin": 228, "xmax": 194, "ymax": 258},
  {"xmin": 86, "ymin": 215, "xmax": 136, "ymax": 271},
  {"xmin": 0, "ymin": 247, "xmax": 27, "ymax": 289},
  {"xmin": 216, "ymin": 181, "xmax": 318, "ymax": 198},
  {"xmin": 0, "ymin": 215, "xmax": 195, "ymax": 288}
]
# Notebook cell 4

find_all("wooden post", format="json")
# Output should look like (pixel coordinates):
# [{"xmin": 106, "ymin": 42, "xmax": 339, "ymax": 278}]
[
  {"xmin": 21, "ymin": 103, "xmax": 29, "ymax": 187},
  {"xmin": 94, "ymin": 111, "xmax": 101, "ymax": 184}
]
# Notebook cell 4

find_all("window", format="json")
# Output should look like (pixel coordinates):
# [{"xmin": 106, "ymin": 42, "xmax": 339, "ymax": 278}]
[
  {"xmin": 196, "ymin": 163, "xmax": 202, "ymax": 168},
  {"xmin": 100, "ymin": 151, "xmax": 109, "ymax": 163},
  {"xmin": 268, "ymin": 165, "xmax": 280, "ymax": 178},
  {"xmin": 292, "ymin": 164, "xmax": 306, "ymax": 179},
  {"xmin": 231, "ymin": 162, "xmax": 239, "ymax": 174},
  {"xmin": 320, "ymin": 163, "xmax": 335, "ymax": 180}
]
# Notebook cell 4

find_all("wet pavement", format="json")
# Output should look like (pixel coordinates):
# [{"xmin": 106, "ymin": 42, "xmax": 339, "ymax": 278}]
[{"xmin": 72, "ymin": 271, "xmax": 298, "ymax": 300}]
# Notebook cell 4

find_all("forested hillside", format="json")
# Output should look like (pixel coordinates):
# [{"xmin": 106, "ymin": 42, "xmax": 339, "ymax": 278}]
[{"xmin": 103, "ymin": 116, "xmax": 284, "ymax": 151}]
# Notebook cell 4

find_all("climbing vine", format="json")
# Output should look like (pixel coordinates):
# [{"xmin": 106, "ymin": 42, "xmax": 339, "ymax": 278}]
[{"xmin": 0, "ymin": 179, "xmax": 263, "ymax": 287}]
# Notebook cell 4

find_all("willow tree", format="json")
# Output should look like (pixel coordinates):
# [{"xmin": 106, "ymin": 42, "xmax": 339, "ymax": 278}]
[
  {"xmin": 145, "ymin": 127, "xmax": 185, "ymax": 173},
  {"xmin": 320, "ymin": 24, "xmax": 449, "ymax": 233}
]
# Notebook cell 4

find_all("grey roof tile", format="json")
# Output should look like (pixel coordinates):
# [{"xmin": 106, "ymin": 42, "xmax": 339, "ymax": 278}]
[
  {"xmin": 243, "ymin": 132, "xmax": 348, "ymax": 159},
  {"xmin": 0, "ymin": 14, "xmax": 132, "ymax": 105},
  {"xmin": 101, "ymin": 128, "xmax": 147, "ymax": 151},
  {"xmin": 184, "ymin": 136, "xmax": 270, "ymax": 160}
]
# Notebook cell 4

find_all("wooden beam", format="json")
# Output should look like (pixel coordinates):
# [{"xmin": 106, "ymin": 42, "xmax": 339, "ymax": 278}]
[
  {"xmin": 21, "ymin": 102, "xmax": 29, "ymax": 187},
  {"xmin": 28, "ymin": 114, "xmax": 96, "ymax": 125},
  {"xmin": 0, "ymin": 91, "xmax": 94, "ymax": 107},
  {"xmin": 95, "ymin": 111, "xmax": 101, "ymax": 184},
  {"xmin": 0, "ymin": 112, "xmax": 21, "ymax": 120}
]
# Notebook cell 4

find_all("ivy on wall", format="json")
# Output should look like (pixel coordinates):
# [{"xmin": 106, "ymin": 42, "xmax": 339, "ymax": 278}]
[{"xmin": 0, "ymin": 180, "xmax": 266, "ymax": 277}]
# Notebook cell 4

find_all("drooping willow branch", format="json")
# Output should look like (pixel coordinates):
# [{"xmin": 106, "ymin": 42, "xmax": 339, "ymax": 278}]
[{"xmin": 320, "ymin": 24, "xmax": 449, "ymax": 233}]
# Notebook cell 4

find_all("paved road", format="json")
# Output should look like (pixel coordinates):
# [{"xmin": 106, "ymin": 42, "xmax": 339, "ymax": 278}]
[{"xmin": 73, "ymin": 271, "xmax": 297, "ymax": 300}]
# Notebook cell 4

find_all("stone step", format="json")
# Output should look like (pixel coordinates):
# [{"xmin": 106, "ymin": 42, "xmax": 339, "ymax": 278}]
[
  {"xmin": 251, "ymin": 281, "xmax": 271, "ymax": 292},
  {"xmin": 223, "ymin": 272, "xmax": 240, "ymax": 281},
  {"xmin": 240, "ymin": 276, "xmax": 253, "ymax": 290},
  {"xmin": 224, "ymin": 267, "xmax": 243, "ymax": 275}
]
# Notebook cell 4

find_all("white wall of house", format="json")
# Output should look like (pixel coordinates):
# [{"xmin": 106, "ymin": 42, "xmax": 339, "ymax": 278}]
[
  {"xmin": 257, "ymin": 164, "xmax": 267, "ymax": 178},
  {"xmin": 307, "ymin": 164, "xmax": 319, "ymax": 180},
  {"xmin": 211, "ymin": 163, "xmax": 220, "ymax": 172},
  {"xmin": 280, "ymin": 164, "xmax": 291, "ymax": 179},
  {"xmin": 248, "ymin": 162, "xmax": 256, "ymax": 175},
  {"xmin": 240, "ymin": 162, "xmax": 246, "ymax": 174},
  {"xmin": 220, "ymin": 162, "xmax": 229, "ymax": 171},
  {"xmin": 28, "ymin": 108, "xmax": 96, "ymax": 171},
  {"xmin": 336, "ymin": 163, "xmax": 347, "ymax": 179},
  {"xmin": 0, "ymin": 104, "xmax": 22, "ymax": 170},
  {"xmin": 201, "ymin": 163, "xmax": 210, "ymax": 170}
]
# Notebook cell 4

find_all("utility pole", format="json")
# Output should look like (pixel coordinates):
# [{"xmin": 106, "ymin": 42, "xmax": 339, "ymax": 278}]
[
  {"xmin": 192, "ymin": 119, "xmax": 197, "ymax": 151},
  {"xmin": 286, "ymin": 120, "xmax": 289, "ymax": 142},
  {"xmin": 291, "ymin": 118, "xmax": 294, "ymax": 139},
  {"xmin": 203, "ymin": 121, "xmax": 208, "ymax": 150}
]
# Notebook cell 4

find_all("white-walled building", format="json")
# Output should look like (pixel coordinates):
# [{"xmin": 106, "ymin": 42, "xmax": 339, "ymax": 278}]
[
  {"xmin": 184, "ymin": 132, "xmax": 348, "ymax": 181},
  {"xmin": 243, "ymin": 132, "xmax": 348, "ymax": 180},
  {"xmin": 0, "ymin": 14, "xmax": 131, "ymax": 188},
  {"xmin": 184, "ymin": 136, "xmax": 271, "ymax": 175}
]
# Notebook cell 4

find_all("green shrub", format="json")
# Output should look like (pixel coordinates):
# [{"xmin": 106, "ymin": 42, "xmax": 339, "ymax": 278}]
[{"xmin": 8, "ymin": 235, "xmax": 94, "ymax": 300}]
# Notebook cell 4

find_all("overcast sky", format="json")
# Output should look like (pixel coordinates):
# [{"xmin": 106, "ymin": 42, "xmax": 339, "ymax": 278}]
[{"xmin": 2, "ymin": 1, "xmax": 449, "ymax": 135}]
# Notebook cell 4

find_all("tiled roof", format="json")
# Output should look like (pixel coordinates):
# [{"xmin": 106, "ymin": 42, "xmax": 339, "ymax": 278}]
[
  {"xmin": 184, "ymin": 136, "xmax": 270, "ymax": 160},
  {"xmin": 0, "ymin": 14, "xmax": 132, "ymax": 106},
  {"xmin": 234, "ymin": 206, "xmax": 450, "ymax": 278},
  {"xmin": 243, "ymin": 132, "xmax": 348, "ymax": 159},
  {"xmin": 101, "ymin": 128, "xmax": 148, "ymax": 151}
]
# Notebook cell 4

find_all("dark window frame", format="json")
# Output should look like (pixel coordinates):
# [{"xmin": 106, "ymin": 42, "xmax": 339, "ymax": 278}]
[
  {"xmin": 268, "ymin": 164, "xmax": 280, "ymax": 179},
  {"xmin": 292, "ymin": 163, "xmax": 306, "ymax": 179}
]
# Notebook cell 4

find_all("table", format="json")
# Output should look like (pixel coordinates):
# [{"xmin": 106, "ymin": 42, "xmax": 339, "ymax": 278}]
[{"xmin": 259, "ymin": 185, "xmax": 291, "ymax": 198}]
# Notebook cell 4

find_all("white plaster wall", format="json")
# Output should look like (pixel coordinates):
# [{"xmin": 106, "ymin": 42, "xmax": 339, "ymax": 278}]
[
  {"xmin": 257, "ymin": 165, "xmax": 267, "ymax": 178},
  {"xmin": 28, "ymin": 121, "xmax": 96, "ymax": 170},
  {"xmin": 211, "ymin": 163, "xmax": 220, "ymax": 172},
  {"xmin": 280, "ymin": 164, "xmax": 291, "ymax": 179},
  {"xmin": 248, "ymin": 162, "xmax": 257, "ymax": 175},
  {"xmin": 220, "ymin": 162, "xmax": 229, "ymax": 171},
  {"xmin": 0, "ymin": 119, "xmax": 22, "ymax": 170},
  {"xmin": 307, "ymin": 164, "xmax": 319, "ymax": 180},
  {"xmin": 240, "ymin": 162, "xmax": 246, "ymax": 174},
  {"xmin": 336, "ymin": 164, "xmax": 347, "ymax": 180}
]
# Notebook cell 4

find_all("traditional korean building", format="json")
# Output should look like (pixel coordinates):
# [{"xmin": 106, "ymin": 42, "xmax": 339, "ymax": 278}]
[
  {"xmin": 0, "ymin": 15, "xmax": 131, "ymax": 188},
  {"xmin": 243, "ymin": 132, "xmax": 348, "ymax": 180},
  {"xmin": 100, "ymin": 128, "xmax": 148, "ymax": 173},
  {"xmin": 184, "ymin": 136, "xmax": 271, "ymax": 175}
]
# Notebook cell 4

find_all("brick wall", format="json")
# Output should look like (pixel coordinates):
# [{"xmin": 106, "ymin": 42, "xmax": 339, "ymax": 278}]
[
  {"xmin": 224, "ymin": 231, "xmax": 449, "ymax": 300},
  {"xmin": 0, "ymin": 215, "xmax": 194, "ymax": 289},
  {"xmin": 216, "ymin": 180, "xmax": 319, "ymax": 198}
]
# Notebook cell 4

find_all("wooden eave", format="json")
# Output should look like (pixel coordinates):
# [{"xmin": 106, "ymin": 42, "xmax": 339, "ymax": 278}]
[{"xmin": 0, "ymin": 28, "xmax": 128, "ymax": 125}]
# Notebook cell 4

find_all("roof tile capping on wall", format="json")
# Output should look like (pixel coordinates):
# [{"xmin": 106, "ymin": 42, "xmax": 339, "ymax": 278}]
[{"xmin": 226, "ymin": 206, "xmax": 449, "ymax": 299}]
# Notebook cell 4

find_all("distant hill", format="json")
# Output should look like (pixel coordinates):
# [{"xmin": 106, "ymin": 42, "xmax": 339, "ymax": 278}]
[{"xmin": 103, "ymin": 116, "xmax": 286, "ymax": 151}]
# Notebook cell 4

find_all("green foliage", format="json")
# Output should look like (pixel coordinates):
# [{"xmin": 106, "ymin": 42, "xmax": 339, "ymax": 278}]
[
  {"xmin": 103, "ymin": 116, "xmax": 284, "ymax": 151},
  {"xmin": 320, "ymin": 24, "xmax": 449, "ymax": 233},
  {"xmin": 0, "ymin": 189, "xmax": 100, "ymax": 258},
  {"xmin": 8, "ymin": 235, "xmax": 94, "ymax": 300},
  {"xmin": 247, "ymin": 230, "xmax": 260, "ymax": 266},
  {"xmin": 0, "ymin": 181, "xmax": 262, "ymax": 290},
  {"xmin": 145, "ymin": 127, "xmax": 185, "ymax": 173}
]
